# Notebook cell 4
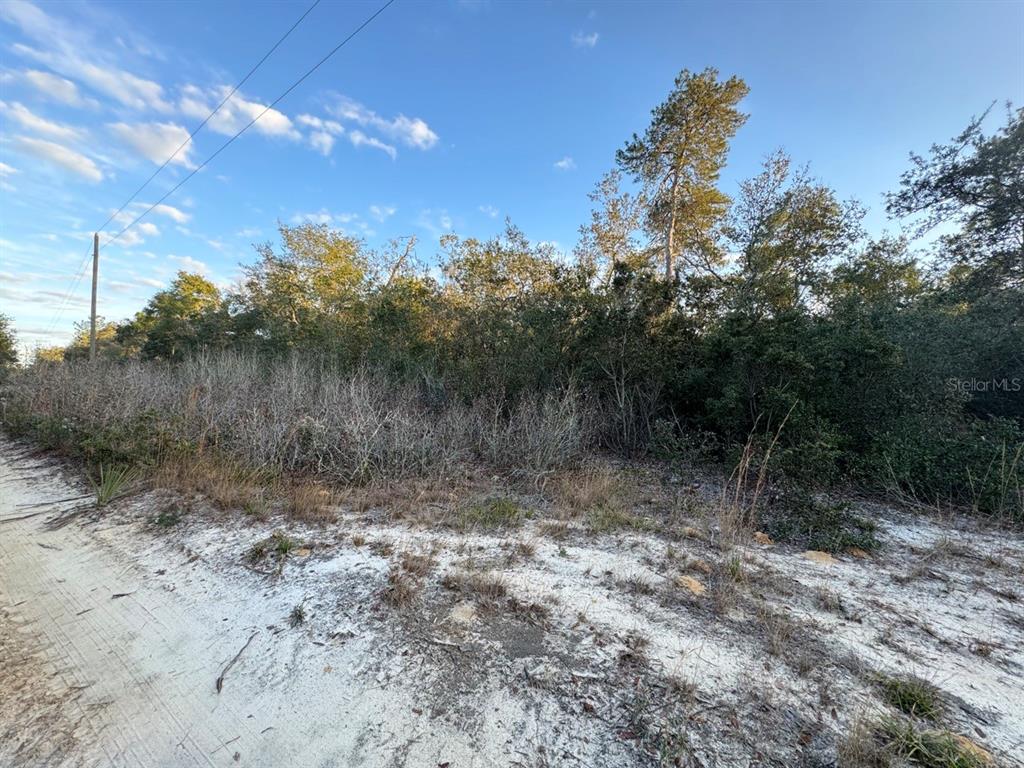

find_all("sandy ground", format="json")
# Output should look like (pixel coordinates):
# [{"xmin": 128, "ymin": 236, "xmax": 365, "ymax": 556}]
[{"xmin": 1, "ymin": 439, "xmax": 1023, "ymax": 767}]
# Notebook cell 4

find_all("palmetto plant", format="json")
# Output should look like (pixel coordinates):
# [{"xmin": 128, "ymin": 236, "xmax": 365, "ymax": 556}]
[{"xmin": 91, "ymin": 464, "xmax": 142, "ymax": 507}]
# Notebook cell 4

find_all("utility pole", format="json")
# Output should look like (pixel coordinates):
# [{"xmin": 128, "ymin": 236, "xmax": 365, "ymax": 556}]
[{"xmin": 89, "ymin": 233, "xmax": 98, "ymax": 362}]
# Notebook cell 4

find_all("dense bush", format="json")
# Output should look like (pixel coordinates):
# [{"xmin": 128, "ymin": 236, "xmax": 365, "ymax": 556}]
[{"xmin": 7, "ymin": 80, "xmax": 1020, "ymax": 521}]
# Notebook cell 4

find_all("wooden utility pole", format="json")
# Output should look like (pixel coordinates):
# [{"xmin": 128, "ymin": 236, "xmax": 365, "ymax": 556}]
[{"xmin": 89, "ymin": 233, "xmax": 98, "ymax": 362}]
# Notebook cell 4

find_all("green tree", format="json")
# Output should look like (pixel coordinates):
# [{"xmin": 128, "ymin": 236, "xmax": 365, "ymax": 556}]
[
  {"xmin": 119, "ymin": 272, "xmax": 225, "ymax": 361},
  {"xmin": 617, "ymin": 68, "xmax": 749, "ymax": 281},
  {"xmin": 887, "ymin": 104, "xmax": 1023, "ymax": 291},
  {"xmin": 233, "ymin": 222, "xmax": 369, "ymax": 353},
  {"xmin": 721, "ymin": 152, "xmax": 863, "ymax": 319},
  {"xmin": 0, "ymin": 313, "xmax": 17, "ymax": 372}
]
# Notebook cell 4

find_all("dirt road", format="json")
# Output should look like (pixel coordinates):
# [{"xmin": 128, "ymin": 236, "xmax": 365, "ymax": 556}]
[
  {"xmin": 3, "ymin": 440, "xmax": 1023, "ymax": 767},
  {"xmin": 0, "ymin": 444, "xmax": 550, "ymax": 768}
]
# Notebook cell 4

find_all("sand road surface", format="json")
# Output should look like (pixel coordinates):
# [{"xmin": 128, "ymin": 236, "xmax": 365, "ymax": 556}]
[
  {"xmin": 1, "ymin": 445, "xmax": 553, "ymax": 768},
  {"xmin": 2, "ymin": 440, "xmax": 1023, "ymax": 767}
]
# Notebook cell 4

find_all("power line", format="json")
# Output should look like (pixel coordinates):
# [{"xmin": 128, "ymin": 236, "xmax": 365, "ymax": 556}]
[
  {"xmin": 41, "ymin": 248, "xmax": 93, "ymax": 339},
  {"xmin": 105, "ymin": 0, "xmax": 397, "ymax": 249},
  {"xmin": 97, "ymin": 0, "xmax": 323, "ymax": 236}
]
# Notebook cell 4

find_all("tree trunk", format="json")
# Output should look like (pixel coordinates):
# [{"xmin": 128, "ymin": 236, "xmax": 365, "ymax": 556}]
[{"xmin": 666, "ymin": 176, "xmax": 680, "ymax": 281}]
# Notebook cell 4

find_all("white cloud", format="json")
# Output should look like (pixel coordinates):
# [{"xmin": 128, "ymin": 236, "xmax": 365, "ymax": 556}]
[
  {"xmin": 14, "ymin": 135, "xmax": 102, "ymax": 181},
  {"xmin": 369, "ymin": 204, "xmax": 396, "ymax": 223},
  {"xmin": 1, "ymin": 100, "xmax": 80, "ymax": 140},
  {"xmin": 553, "ymin": 156, "xmax": 576, "ymax": 171},
  {"xmin": 328, "ymin": 95, "xmax": 439, "ymax": 152},
  {"xmin": 137, "ymin": 276, "xmax": 164, "ymax": 288},
  {"xmin": 179, "ymin": 85, "xmax": 299, "ymax": 140},
  {"xmin": 22, "ymin": 69, "xmax": 95, "ymax": 107},
  {"xmin": 478, "ymin": 204, "xmax": 499, "ymax": 218},
  {"xmin": 169, "ymin": 254, "xmax": 209, "ymax": 275},
  {"xmin": 297, "ymin": 113, "xmax": 344, "ymax": 156},
  {"xmin": 0, "ymin": 2, "xmax": 171, "ymax": 111},
  {"xmin": 290, "ymin": 210, "xmax": 334, "ymax": 225},
  {"xmin": 137, "ymin": 221, "xmax": 160, "ymax": 237},
  {"xmin": 109, "ymin": 121, "xmax": 194, "ymax": 167},
  {"xmin": 348, "ymin": 130, "xmax": 397, "ymax": 160},
  {"xmin": 0, "ymin": 162, "xmax": 18, "ymax": 177},
  {"xmin": 571, "ymin": 31, "xmax": 599, "ymax": 48},
  {"xmin": 147, "ymin": 203, "xmax": 190, "ymax": 224}
]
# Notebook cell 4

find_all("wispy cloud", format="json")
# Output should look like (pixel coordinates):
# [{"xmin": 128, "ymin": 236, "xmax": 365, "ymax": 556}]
[
  {"xmin": 108, "ymin": 121, "xmax": 195, "ymax": 167},
  {"xmin": 553, "ymin": 156, "xmax": 576, "ymax": 171},
  {"xmin": 571, "ymin": 31, "xmax": 599, "ymax": 48},
  {"xmin": 369, "ymin": 204, "xmax": 396, "ymax": 223},
  {"xmin": 1, "ymin": 99, "xmax": 80, "ymax": 140},
  {"xmin": 147, "ymin": 203, "xmax": 191, "ymax": 224},
  {"xmin": 168, "ymin": 254, "xmax": 209, "ymax": 275},
  {"xmin": 11, "ymin": 68, "xmax": 98, "ymax": 108},
  {"xmin": 179, "ymin": 85, "xmax": 300, "ymax": 140},
  {"xmin": 478, "ymin": 204, "xmax": 499, "ymax": 218},
  {"xmin": 348, "ymin": 130, "xmax": 397, "ymax": 160},
  {"xmin": 416, "ymin": 208, "xmax": 454, "ymax": 238},
  {"xmin": 328, "ymin": 94, "xmax": 439, "ymax": 153},
  {"xmin": 296, "ymin": 113, "xmax": 344, "ymax": 156},
  {"xmin": 14, "ymin": 135, "xmax": 102, "ymax": 181},
  {"xmin": 0, "ymin": 1, "xmax": 172, "ymax": 112}
]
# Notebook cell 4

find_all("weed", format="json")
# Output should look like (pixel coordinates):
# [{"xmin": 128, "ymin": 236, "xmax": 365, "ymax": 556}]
[
  {"xmin": 381, "ymin": 566, "xmax": 420, "ymax": 609},
  {"xmin": 619, "ymin": 574, "xmax": 656, "ymax": 596},
  {"xmin": 816, "ymin": 586, "xmax": 844, "ymax": 614},
  {"xmin": 762, "ymin": 491, "xmax": 879, "ymax": 554},
  {"xmin": 837, "ymin": 714, "xmax": 895, "ymax": 768},
  {"xmin": 287, "ymin": 481, "xmax": 336, "ymax": 523},
  {"xmin": 91, "ymin": 464, "xmax": 141, "ymax": 507},
  {"xmin": 246, "ymin": 532, "xmax": 298, "ymax": 564},
  {"xmin": 399, "ymin": 551, "xmax": 434, "ymax": 577},
  {"xmin": 440, "ymin": 571, "xmax": 509, "ymax": 612},
  {"xmin": 587, "ymin": 507, "xmax": 655, "ymax": 534},
  {"xmin": 538, "ymin": 519, "xmax": 571, "ymax": 539},
  {"xmin": 879, "ymin": 675, "xmax": 943, "ymax": 721},
  {"xmin": 288, "ymin": 603, "xmax": 306, "ymax": 628},
  {"xmin": 552, "ymin": 465, "xmax": 623, "ymax": 515},
  {"xmin": 758, "ymin": 603, "xmax": 797, "ymax": 657},
  {"xmin": 351, "ymin": 533, "xmax": 366, "ymax": 547},
  {"xmin": 154, "ymin": 509, "xmax": 181, "ymax": 528},
  {"xmin": 880, "ymin": 717, "xmax": 992, "ymax": 768},
  {"xmin": 455, "ymin": 497, "xmax": 528, "ymax": 530}
]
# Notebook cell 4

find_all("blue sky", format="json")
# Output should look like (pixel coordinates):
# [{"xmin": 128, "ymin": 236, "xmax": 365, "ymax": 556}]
[{"xmin": 1, "ymin": 0, "xmax": 1021, "ymax": 353}]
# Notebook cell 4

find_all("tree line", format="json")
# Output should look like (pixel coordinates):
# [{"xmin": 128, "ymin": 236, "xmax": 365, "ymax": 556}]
[{"xmin": 5, "ymin": 69, "xmax": 1022, "ymax": 516}]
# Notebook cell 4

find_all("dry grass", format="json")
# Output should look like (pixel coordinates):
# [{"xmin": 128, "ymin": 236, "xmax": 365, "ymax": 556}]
[
  {"xmin": 151, "ymin": 454, "xmax": 264, "ymax": 511},
  {"xmin": 399, "ymin": 551, "xmax": 435, "ymax": 577},
  {"xmin": 380, "ymin": 566, "xmax": 421, "ymax": 609},
  {"xmin": 440, "ymin": 570, "xmax": 509, "ymax": 613},
  {"xmin": 6, "ymin": 355, "xmax": 594, "ymax": 486},
  {"xmin": 286, "ymin": 480, "xmax": 336, "ymax": 523},
  {"xmin": 550, "ymin": 465, "xmax": 625, "ymax": 515}
]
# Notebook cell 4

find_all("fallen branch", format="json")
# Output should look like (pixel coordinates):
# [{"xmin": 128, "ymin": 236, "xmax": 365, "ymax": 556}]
[{"xmin": 216, "ymin": 631, "xmax": 258, "ymax": 694}]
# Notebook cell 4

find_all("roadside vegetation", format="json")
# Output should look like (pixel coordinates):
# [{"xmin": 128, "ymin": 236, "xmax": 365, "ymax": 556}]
[{"xmin": 1, "ymin": 70, "xmax": 1021, "ymax": 535}]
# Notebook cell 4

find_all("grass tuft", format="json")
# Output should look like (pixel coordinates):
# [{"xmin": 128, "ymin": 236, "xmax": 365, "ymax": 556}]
[
  {"xmin": 880, "ymin": 675, "xmax": 943, "ymax": 721},
  {"xmin": 455, "ymin": 497, "xmax": 528, "ymax": 530},
  {"xmin": 91, "ymin": 464, "xmax": 141, "ymax": 507}
]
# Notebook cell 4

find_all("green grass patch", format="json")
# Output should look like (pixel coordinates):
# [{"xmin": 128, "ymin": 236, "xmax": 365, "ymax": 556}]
[
  {"xmin": 880, "ymin": 675, "xmax": 943, "ymax": 721},
  {"xmin": 762, "ymin": 491, "xmax": 878, "ymax": 553},
  {"xmin": 455, "ymin": 497, "xmax": 529, "ymax": 530},
  {"xmin": 880, "ymin": 717, "xmax": 992, "ymax": 768},
  {"xmin": 587, "ymin": 506, "xmax": 657, "ymax": 534}
]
